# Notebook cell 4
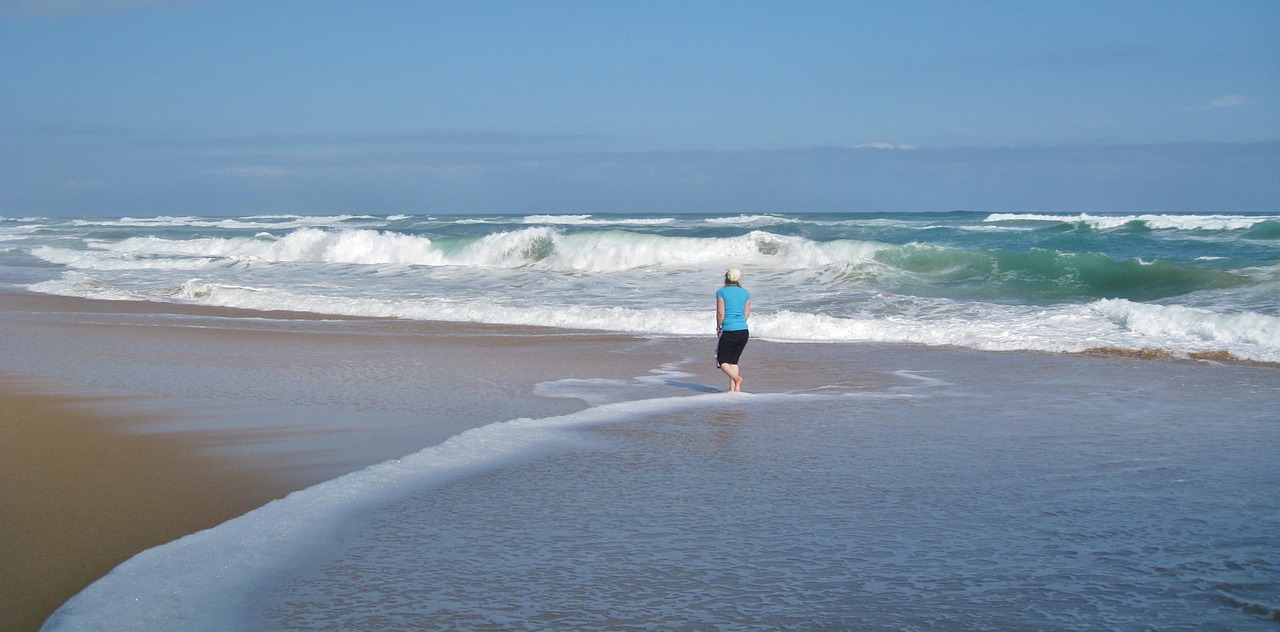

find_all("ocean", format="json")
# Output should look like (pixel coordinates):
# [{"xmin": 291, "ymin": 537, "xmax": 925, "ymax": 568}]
[
  {"xmin": 2, "ymin": 211, "xmax": 1278, "ymax": 362},
  {"xmin": 3, "ymin": 211, "xmax": 1278, "ymax": 630}
]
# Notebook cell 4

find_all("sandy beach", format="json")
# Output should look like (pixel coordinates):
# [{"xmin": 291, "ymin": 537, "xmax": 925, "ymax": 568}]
[
  {"xmin": 0, "ymin": 375, "xmax": 297, "ymax": 632},
  {"xmin": 0, "ymin": 291, "xmax": 689, "ymax": 631},
  {"xmin": 6, "ymin": 289, "xmax": 1279, "ymax": 630}
]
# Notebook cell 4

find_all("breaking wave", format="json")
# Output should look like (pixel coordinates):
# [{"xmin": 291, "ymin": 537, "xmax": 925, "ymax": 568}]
[{"xmin": 29, "ymin": 228, "xmax": 888, "ymax": 273}]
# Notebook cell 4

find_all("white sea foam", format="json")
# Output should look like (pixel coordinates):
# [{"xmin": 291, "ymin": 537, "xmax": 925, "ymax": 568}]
[
  {"xmin": 154, "ymin": 282, "xmax": 711, "ymax": 335},
  {"xmin": 1093, "ymin": 298, "xmax": 1280, "ymax": 350},
  {"xmin": 532, "ymin": 361, "xmax": 719, "ymax": 405},
  {"xmin": 28, "ymin": 270, "xmax": 1279, "ymax": 363},
  {"xmin": 753, "ymin": 301, "xmax": 1280, "ymax": 362},
  {"xmin": 30, "ymin": 246, "xmax": 217, "ymax": 270}
]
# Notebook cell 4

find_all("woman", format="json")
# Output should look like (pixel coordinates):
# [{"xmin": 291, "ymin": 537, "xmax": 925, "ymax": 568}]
[{"xmin": 715, "ymin": 268, "xmax": 751, "ymax": 392}]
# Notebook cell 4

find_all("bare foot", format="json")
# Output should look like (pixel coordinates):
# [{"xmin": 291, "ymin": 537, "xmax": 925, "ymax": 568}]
[{"xmin": 734, "ymin": 375, "xmax": 745, "ymax": 392}]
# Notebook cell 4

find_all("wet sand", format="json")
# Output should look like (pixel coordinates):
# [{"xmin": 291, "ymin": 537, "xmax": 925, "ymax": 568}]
[
  {"xmin": 0, "ymin": 291, "xmax": 692, "ymax": 631},
  {"xmin": 0, "ymin": 377, "xmax": 297, "ymax": 632}
]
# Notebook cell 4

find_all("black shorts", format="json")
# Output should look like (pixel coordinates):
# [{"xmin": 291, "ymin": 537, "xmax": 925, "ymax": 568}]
[{"xmin": 716, "ymin": 329, "xmax": 750, "ymax": 366}]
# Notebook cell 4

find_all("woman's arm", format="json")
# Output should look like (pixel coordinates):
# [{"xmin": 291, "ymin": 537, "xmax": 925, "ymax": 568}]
[
  {"xmin": 744, "ymin": 299, "xmax": 751, "ymax": 322},
  {"xmin": 716, "ymin": 296, "xmax": 726, "ymax": 331}
]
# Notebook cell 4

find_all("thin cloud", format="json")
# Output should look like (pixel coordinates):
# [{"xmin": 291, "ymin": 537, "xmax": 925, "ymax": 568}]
[
  {"xmin": 851, "ymin": 143, "xmax": 917, "ymax": 150},
  {"xmin": 1205, "ymin": 94, "xmax": 1256, "ymax": 110}
]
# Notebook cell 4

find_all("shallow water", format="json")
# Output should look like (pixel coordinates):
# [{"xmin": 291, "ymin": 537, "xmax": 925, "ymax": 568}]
[{"xmin": 239, "ymin": 350, "xmax": 1280, "ymax": 631}]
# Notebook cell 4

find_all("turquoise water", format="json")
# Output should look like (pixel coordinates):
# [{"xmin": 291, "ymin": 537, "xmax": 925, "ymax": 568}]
[{"xmin": 3, "ymin": 211, "xmax": 1279, "ymax": 361}]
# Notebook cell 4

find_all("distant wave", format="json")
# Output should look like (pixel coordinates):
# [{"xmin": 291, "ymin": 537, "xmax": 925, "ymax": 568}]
[
  {"xmin": 522, "ymin": 214, "xmax": 675, "ymax": 226},
  {"xmin": 65, "ymin": 215, "xmax": 385, "ymax": 231},
  {"xmin": 984, "ymin": 213, "xmax": 1280, "ymax": 231},
  {"xmin": 704, "ymin": 214, "xmax": 800, "ymax": 227}
]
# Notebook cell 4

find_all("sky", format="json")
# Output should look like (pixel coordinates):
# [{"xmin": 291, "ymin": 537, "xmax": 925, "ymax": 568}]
[{"xmin": 1, "ymin": 0, "xmax": 1277, "ymax": 216}]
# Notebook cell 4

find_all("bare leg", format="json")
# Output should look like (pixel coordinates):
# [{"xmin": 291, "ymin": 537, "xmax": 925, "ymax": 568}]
[{"xmin": 719, "ymin": 363, "xmax": 742, "ymax": 392}]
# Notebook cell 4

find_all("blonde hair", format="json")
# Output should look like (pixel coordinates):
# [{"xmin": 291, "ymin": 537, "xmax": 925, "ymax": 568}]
[{"xmin": 724, "ymin": 268, "xmax": 742, "ymax": 285}]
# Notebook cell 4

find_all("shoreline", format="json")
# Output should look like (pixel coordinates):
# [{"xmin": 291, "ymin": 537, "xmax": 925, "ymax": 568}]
[
  {"xmin": 0, "ymin": 374, "xmax": 300, "ymax": 632},
  {"xmin": 0, "ymin": 290, "xmax": 667, "ymax": 631}
]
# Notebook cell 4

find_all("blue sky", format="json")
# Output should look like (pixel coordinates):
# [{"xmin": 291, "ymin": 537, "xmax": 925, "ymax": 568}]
[{"xmin": 2, "ymin": 0, "xmax": 1277, "ymax": 216}]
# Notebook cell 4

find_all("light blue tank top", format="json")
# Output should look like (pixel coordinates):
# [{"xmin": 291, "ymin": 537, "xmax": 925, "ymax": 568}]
[{"xmin": 716, "ymin": 286, "xmax": 750, "ymax": 331}]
